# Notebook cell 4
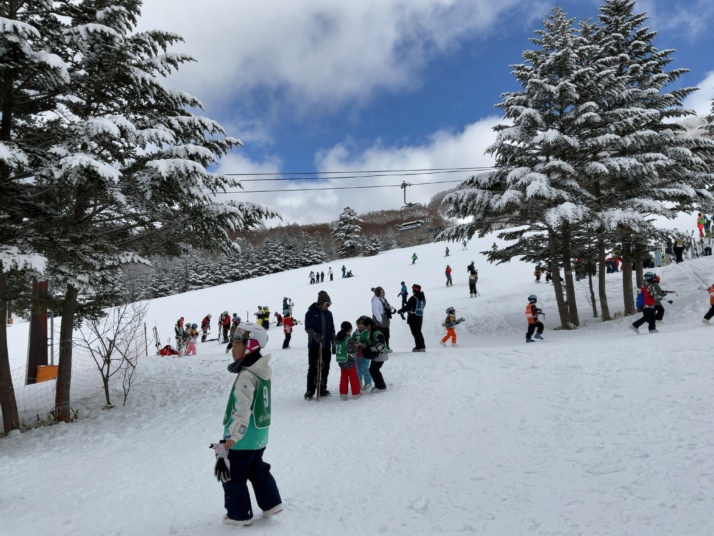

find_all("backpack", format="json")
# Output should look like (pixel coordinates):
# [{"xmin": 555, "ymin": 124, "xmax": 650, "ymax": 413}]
[{"xmin": 635, "ymin": 291, "xmax": 644, "ymax": 309}]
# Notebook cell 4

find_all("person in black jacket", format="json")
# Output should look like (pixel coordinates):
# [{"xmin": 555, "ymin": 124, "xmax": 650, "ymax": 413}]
[
  {"xmin": 398, "ymin": 283, "xmax": 426, "ymax": 352},
  {"xmin": 304, "ymin": 290, "xmax": 336, "ymax": 400}
]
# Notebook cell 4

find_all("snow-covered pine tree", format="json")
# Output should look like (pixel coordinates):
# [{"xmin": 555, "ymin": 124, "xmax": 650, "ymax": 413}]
[
  {"xmin": 332, "ymin": 207, "xmax": 363, "ymax": 258},
  {"xmin": 441, "ymin": 7, "xmax": 593, "ymax": 328},
  {"xmin": 0, "ymin": 1, "xmax": 70, "ymax": 434},
  {"xmin": 586, "ymin": 0, "xmax": 714, "ymax": 316},
  {"xmin": 27, "ymin": 1, "xmax": 278, "ymax": 422},
  {"xmin": 362, "ymin": 236, "xmax": 382, "ymax": 256}
]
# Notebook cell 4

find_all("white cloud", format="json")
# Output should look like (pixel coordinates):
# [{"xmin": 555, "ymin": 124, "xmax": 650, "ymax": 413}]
[
  {"xmin": 637, "ymin": 0, "xmax": 714, "ymax": 40},
  {"xmin": 138, "ymin": 0, "xmax": 530, "ymax": 112},
  {"xmin": 682, "ymin": 71, "xmax": 714, "ymax": 117},
  {"xmin": 216, "ymin": 117, "xmax": 500, "ymax": 225}
]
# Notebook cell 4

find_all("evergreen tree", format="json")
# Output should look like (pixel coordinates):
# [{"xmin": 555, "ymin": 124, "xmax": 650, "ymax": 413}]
[
  {"xmin": 441, "ymin": 7, "xmax": 592, "ymax": 328},
  {"xmin": 587, "ymin": 0, "xmax": 714, "ymax": 316},
  {"xmin": 0, "ymin": 0, "xmax": 70, "ymax": 434},
  {"xmin": 24, "ymin": 1, "xmax": 278, "ymax": 421},
  {"xmin": 331, "ymin": 207, "xmax": 363, "ymax": 258}
]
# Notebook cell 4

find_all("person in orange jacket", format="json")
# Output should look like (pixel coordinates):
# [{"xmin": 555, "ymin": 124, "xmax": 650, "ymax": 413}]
[
  {"xmin": 525, "ymin": 295, "xmax": 544, "ymax": 342},
  {"xmin": 282, "ymin": 313, "xmax": 295, "ymax": 349}
]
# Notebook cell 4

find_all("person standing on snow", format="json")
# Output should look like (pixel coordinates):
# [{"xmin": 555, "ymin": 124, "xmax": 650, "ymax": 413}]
[
  {"xmin": 697, "ymin": 213, "xmax": 705, "ymax": 238},
  {"xmin": 467, "ymin": 262, "xmax": 478, "ymax": 297},
  {"xmin": 341, "ymin": 265, "xmax": 346, "ymax": 278},
  {"xmin": 525, "ymin": 295, "xmax": 544, "ymax": 343},
  {"xmin": 445, "ymin": 265, "xmax": 453, "ymax": 287},
  {"xmin": 219, "ymin": 311, "xmax": 231, "ymax": 343},
  {"xmin": 397, "ymin": 281, "xmax": 408, "ymax": 309},
  {"xmin": 398, "ymin": 283, "xmax": 426, "ymax": 352},
  {"xmin": 371, "ymin": 286, "xmax": 396, "ymax": 351},
  {"xmin": 201, "ymin": 314, "xmax": 212, "ymax": 342},
  {"xmin": 440, "ymin": 307, "xmax": 464, "ymax": 347},
  {"xmin": 445, "ymin": 247, "xmax": 449, "ymax": 257},
  {"xmin": 630, "ymin": 272, "xmax": 658, "ymax": 334},
  {"xmin": 328, "ymin": 267, "xmax": 333, "ymax": 281},
  {"xmin": 304, "ymin": 290, "xmax": 336, "ymax": 400},
  {"xmin": 358, "ymin": 316, "xmax": 388, "ymax": 392},
  {"xmin": 217, "ymin": 323, "xmax": 283, "ymax": 526},
  {"xmin": 282, "ymin": 313, "xmax": 294, "ymax": 349},
  {"xmin": 411, "ymin": 252, "xmax": 418, "ymax": 265},
  {"xmin": 652, "ymin": 275, "xmax": 674, "ymax": 322}
]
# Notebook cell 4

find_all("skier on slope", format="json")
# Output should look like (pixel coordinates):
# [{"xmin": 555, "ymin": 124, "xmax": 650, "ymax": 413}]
[
  {"xmin": 525, "ymin": 295, "xmax": 544, "ymax": 343},
  {"xmin": 630, "ymin": 272, "xmax": 659, "ymax": 334}
]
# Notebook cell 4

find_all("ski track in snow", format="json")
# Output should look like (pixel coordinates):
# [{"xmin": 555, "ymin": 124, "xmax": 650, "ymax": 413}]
[{"xmin": 1, "ymin": 233, "xmax": 713, "ymax": 536}]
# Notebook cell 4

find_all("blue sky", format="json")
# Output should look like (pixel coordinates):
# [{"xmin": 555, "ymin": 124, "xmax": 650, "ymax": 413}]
[{"xmin": 139, "ymin": 0, "xmax": 714, "ymax": 224}]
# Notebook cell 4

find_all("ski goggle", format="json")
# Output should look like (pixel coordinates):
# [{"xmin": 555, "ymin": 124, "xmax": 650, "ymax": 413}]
[{"xmin": 231, "ymin": 328, "xmax": 250, "ymax": 342}]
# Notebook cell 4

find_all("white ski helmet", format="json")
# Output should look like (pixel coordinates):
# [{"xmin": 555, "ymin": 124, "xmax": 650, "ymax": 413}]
[
  {"xmin": 231, "ymin": 322, "xmax": 268, "ymax": 349},
  {"xmin": 446, "ymin": 307, "xmax": 455, "ymax": 315}
]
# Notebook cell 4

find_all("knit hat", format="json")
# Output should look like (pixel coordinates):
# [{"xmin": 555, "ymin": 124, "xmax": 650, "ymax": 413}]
[
  {"xmin": 371, "ymin": 286, "xmax": 383, "ymax": 296},
  {"xmin": 412, "ymin": 283, "xmax": 421, "ymax": 291},
  {"xmin": 317, "ymin": 290, "xmax": 331, "ymax": 304}
]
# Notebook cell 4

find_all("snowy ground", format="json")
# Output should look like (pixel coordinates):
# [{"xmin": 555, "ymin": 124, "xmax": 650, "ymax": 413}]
[{"xmin": 1, "ymin": 232, "xmax": 713, "ymax": 536}]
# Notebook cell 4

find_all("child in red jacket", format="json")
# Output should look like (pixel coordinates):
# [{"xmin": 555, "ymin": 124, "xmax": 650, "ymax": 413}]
[{"xmin": 282, "ymin": 313, "xmax": 294, "ymax": 349}]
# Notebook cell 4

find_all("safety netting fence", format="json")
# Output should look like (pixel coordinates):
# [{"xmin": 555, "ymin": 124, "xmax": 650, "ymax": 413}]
[{"xmin": 1, "ymin": 325, "xmax": 150, "ymax": 431}]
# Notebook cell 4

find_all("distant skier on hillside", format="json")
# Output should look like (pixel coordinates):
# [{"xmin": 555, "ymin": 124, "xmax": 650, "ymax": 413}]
[
  {"xmin": 445, "ymin": 265, "xmax": 453, "ymax": 287},
  {"xmin": 411, "ymin": 252, "xmax": 418, "ymax": 265}
]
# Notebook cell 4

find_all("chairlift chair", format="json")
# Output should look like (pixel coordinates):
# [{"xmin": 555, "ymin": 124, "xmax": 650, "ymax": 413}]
[{"xmin": 400, "ymin": 181, "xmax": 424, "ymax": 210}]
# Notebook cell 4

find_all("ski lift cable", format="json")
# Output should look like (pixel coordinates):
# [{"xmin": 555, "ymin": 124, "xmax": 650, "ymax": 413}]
[
  {"xmin": 232, "ymin": 168, "xmax": 493, "ymax": 182},
  {"xmin": 222, "ymin": 179, "xmax": 464, "ymax": 194},
  {"xmin": 223, "ymin": 166, "xmax": 495, "ymax": 179}
]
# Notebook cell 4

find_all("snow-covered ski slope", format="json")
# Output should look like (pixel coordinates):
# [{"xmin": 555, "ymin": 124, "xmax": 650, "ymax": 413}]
[{"xmin": 1, "ymin": 232, "xmax": 713, "ymax": 536}]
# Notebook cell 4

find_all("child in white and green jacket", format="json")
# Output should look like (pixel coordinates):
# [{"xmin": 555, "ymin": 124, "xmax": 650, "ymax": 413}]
[
  {"xmin": 220, "ymin": 325, "xmax": 283, "ymax": 526},
  {"xmin": 336, "ymin": 321, "xmax": 361, "ymax": 400}
]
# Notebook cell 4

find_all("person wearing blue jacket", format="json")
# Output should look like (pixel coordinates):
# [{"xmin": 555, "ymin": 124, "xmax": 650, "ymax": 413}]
[
  {"xmin": 304, "ymin": 290, "xmax": 336, "ymax": 400},
  {"xmin": 397, "ymin": 281, "xmax": 408, "ymax": 309}
]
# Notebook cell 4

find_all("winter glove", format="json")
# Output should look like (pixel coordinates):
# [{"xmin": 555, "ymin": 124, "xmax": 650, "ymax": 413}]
[
  {"xmin": 331, "ymin": 345, "xmax": 336, "ymax": 355},
  {"xmin": 213, "ymin": 442, "xmax": 231, "ymax": 483},
  {"xmin": 667, "ymin": 300, "xmax": 673, "ymax": 304}
]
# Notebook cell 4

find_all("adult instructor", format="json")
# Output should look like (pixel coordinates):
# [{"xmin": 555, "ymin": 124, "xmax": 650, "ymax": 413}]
[
  {"xmin": 304, "ymin": 290, "xmax": 335, "ymax": 400},
  {"xmin": 398, "ymin": 283, "xmax": 426, "ymax": 352}
]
